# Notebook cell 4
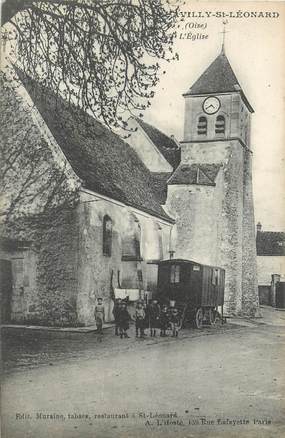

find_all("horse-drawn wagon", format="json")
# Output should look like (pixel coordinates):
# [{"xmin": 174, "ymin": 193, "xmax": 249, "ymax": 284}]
[{"xmin": 157, "ymin": 259, "xmax": 225, "ymax": 328}]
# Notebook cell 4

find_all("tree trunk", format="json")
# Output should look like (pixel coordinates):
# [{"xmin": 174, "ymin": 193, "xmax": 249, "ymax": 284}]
[{"xmin": 1, "ymin": 0, "xmax": 62, "ymax": 25}]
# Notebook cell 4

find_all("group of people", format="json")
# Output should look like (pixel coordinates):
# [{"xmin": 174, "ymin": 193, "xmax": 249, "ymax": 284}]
[{"xmin": 112, "ymin": 298, "xmax": 181, "ymax": 339}]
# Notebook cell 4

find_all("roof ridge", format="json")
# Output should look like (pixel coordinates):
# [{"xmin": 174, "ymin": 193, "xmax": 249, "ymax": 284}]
[
  {"xmin": 136, "ymin": 117, "xmax": 178, "ymax": 149},
  {"xmin": 258, "ymin": 230, "xmax": 285, "ymax": 235}
]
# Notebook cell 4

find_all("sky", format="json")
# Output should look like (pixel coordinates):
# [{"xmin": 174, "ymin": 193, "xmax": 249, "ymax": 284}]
[{"xmin": 143, "ymin": 1, "xmax": 285, "ymax": 231}]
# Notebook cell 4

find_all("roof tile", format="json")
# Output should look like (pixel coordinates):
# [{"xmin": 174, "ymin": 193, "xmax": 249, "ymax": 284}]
[
  {"xmin": 18, "ymin": 73, "xmax": 174, "ymax": 223},
  {"xmin": 168, "ymin": 163, "xmax": 221, "ymax": 186},
  {"xmin": 185, "ymin": 52, "xmax": 240, "ymax": 96},
  {"xmin": 136, "ymin": 118, "xmax": 181, "ymax": 169},
  {"xmin": 256, "ymin": 231, "xmax": 285, "ymax": 256}
]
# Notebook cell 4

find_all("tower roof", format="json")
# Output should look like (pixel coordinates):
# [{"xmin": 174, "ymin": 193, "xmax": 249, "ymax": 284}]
[{"xmin": 184, "ymin": 51, "xmax": 253, "ymax": 112}]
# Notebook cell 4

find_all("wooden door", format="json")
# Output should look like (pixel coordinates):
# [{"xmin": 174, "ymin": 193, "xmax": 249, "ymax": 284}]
[{"xmin": 0, "ymin": 259, "xmax": 13, "ymax": 323}]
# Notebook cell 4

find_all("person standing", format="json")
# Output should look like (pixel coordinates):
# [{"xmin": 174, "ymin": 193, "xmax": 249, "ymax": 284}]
[
  {"xmin": 148, "ymin": 299, "xmax": 160, "ymax": 337},
  {"xmin": 159, "ymin": 304, "xmax": 170, "ymax": 337},
  {"xmin": 169, "ymin": 307, "xmax": 181, "ymax": 337},
  {"xmin": 117, "ymin": 301, "xmax": 131, "ymax": 338},
  {"xmin": 94, "ymin": 298, "xmax": 105, "ymax": 334},
  {"xmin": 112, "ymin": 298, "xmax": 122, "ymax": 336},
  {"xmin": 135, "ymin": 301, "xmax": 146, "ymax": 338}
]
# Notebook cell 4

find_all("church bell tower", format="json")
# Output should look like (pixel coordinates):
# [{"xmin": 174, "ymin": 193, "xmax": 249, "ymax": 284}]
[{"xmin": 166, "ymin": 47, "xmax": 259, "ymax": 316}]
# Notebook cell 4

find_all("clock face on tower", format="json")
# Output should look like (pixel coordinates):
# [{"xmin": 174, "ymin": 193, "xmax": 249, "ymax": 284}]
[{"xmin": 202, "ymin": 96, "xmax": 221, "ymax": 115}]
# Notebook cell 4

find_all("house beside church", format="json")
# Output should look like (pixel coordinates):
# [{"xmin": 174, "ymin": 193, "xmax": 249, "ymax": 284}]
[
  {"xmin": 0, "ymin": 46, "xmax": 260, "ymax": 326},
  {"xmin": 256, "ymin": 222, "xmax": 285, "ymax": 306}
]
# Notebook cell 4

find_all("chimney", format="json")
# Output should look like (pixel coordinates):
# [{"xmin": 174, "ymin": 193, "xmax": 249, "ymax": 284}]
[
  {"xmin": 170, "ymin": 134, "xmax": 181, "ymax": 149},
  {"xmin": 256, "ymin": 222, "xmax": 262, "ymax": 232}
]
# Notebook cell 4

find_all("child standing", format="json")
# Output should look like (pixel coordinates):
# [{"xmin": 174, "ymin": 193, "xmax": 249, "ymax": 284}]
[
  {"xmin": 112, "ymin": 298, "xmax": 122, "ymax": 336},
  {"xmin": 135, "ymin": 301, "xmax": 146, "ymax": 338},
  {"xmin": 148, "ymin": 299, "xmax": 160, "ymax": 337},
  {"xmin": 94, "ymin": 298, "xmax": 105, "ymax": 334},
  {"xmin": 159, "ymin": 304, "xmax": 170, "ymax": 337},
  {"xmin": 117, "ymin": 302, "xmax": 131, "ymax": 338},
  {"xmin": 169, "ymin": 307, "xmax": 181, "ymax": 337}
]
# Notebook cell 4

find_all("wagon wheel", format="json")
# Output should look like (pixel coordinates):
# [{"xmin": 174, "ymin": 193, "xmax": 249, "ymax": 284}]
[{"xmin": 195, "ymin": 308, "xmax": 203, "ymax": 329}]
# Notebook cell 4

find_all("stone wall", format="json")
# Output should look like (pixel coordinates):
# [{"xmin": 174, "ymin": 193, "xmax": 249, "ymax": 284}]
[
  {"xmin": 241, "ymin": 149, "xmax": 259, "ymax": 316},
  {"xmin": 35, "ymin": 210, "xmax": 79, "ymax": 325},
  {"xmin": 1, "ymin": 70, "xmax": 81, "ymax": 326},
  {"xmin": 218, "ymin": 140, "xmax": 244, "ymax": 314},
  {"xmin": 76, "ymin": 191, "xmax": 173, "ymax": 325},
  {"xmin": 0, "ymin": 246, "xmax": 38, "ymax": 323},
  {"xmin": 1, "ymin": 196, "xmax": 173, "ymax": 327},
  {"xmin": 166, "ymin": 139, "xmax": 259, "ymax": 316},
  {"xmin": 165, "ymin": 183, "xmax": 221, "ymax": 266},
  {"xmin": 1, "ymin": 210, "xmax": 80, "ymax": 326}
]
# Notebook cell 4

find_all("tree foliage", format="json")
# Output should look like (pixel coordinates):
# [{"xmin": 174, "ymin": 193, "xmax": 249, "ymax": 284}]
[{"xmin": 2, "ymin": 0, "xmax": 180, "ymax": 131}]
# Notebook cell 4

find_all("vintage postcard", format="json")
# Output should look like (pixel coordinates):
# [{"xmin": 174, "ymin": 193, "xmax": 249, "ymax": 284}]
[{"xmin": 0, "ymin": 1, "xmax": 284, "ymax": 437}]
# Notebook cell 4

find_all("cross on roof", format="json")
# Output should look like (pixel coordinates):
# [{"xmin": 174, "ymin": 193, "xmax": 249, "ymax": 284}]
[{"xmin": 220, "ymin": 20, "xmax": 229, "ymax": 54}]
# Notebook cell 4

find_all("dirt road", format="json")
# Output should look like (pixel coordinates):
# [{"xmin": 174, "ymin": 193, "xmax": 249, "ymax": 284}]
[{"xmin": 1, "ymin": 307, "xmax": 285, "ymax": 438}]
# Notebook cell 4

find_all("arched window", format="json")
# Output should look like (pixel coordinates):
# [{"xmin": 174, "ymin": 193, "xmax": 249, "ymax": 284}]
[
  {"xmin": 197, "ymin": 116, "xmax": 207, "ymax": 135},
  {"xmin": 134, "ymin": 223, "xmax": 141, "ymax": 259},
  {"xmin": 215, "ymin": 115, "xmax": 225, "ymax": 134},
  {"xmin": 103, "ymin": 215, "xmax": 112, "ymax": 256},
  {"xmin": 122, "ymin": 214, "xmax": 142, "ymax": 261}
]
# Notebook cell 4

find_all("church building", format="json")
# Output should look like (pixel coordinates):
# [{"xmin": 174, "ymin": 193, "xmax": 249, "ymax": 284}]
[
  {"xmin": 0, "ymin": 68, "xmax": 175, "ymax": 326},
  {"xmin": 129, "ymin": 48, "xmax": 259, "ymax": 316},
  {"xmin": 0, "ymin": 47, "xmax": 260, "ymax": 327}
]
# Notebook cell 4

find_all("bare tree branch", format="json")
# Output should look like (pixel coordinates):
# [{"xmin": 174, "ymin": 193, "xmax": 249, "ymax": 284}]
[{"xmin": 2, "ymin": 0, "xmax": 180, "ymax": 132}]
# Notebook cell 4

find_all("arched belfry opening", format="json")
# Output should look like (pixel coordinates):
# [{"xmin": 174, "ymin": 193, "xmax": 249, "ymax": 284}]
[
  {"xmin": 197, "ymin": 116, "xmax": 207, "ymax": 136},
  {"xmin": 215, "ymin": 115, "xmax": 226, "ymax": 135}
]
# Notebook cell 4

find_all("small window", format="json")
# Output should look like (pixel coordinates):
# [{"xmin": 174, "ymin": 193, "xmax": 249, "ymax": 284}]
[
  {"xmin": 13, "ymin": 258, "xmax": 24, "ymax": 274},
  {"xmin": 137, "ymin": 270, "xmax": 143, "ymax": 282},
  {"xmin": 197, "ymin": 116, "xmax": 207, "ymax": 135},
  {"xmin": 103, "ymin": 215, "xmax": 112, "ymax": 256},
  {"xmin": 212, "ymin": 269, "xmax": 219, "ymax": 286},
  {"xmin": 170, "ymin": 265, "xmax": 180, "ymax": 284},
  {"xmin": 215, "ymin": 115, "xmax": 225, "ymax": 134}
]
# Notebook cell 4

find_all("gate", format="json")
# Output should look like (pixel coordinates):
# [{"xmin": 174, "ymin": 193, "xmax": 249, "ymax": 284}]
[{"xmin": 276, "ymin": 282, "xmax": 285, "ymax": 309}]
